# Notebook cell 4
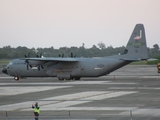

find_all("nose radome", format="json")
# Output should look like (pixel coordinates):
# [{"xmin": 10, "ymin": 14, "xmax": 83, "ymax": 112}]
[{"xmin": 2, "ymin": 67, "xmax": 8, "ymax": 74}]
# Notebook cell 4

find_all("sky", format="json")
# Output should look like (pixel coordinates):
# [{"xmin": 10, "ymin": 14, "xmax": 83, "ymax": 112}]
[{"xmin": 0, "ymin": 0, "xmax": 160, "ymax": 49}]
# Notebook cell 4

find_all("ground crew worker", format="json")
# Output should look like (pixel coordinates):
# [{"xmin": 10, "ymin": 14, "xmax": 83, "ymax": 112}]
[
  {"xmin": 32, "ymin": 102, "xmax": 40, "ymax": 120},
  {"xmin": 157, "ymin": 63, "xmax": 160, "ymax": 73}
]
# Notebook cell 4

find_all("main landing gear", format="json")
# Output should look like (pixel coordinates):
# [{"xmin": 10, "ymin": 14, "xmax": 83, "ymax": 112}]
[{"xmin": 58, "ymin": 77, "xmax": 81, "ymax": 81}]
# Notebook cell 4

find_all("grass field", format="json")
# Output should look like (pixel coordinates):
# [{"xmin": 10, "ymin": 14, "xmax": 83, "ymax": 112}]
[{"xmin": 0, "ymin": 59, "xmax": 10, "ymax": 68}]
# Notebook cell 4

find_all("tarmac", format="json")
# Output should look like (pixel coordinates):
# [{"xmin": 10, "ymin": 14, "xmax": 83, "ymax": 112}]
[{"xmin": 0, "ymin": 65, "xmax": 160, "ymax": 120}]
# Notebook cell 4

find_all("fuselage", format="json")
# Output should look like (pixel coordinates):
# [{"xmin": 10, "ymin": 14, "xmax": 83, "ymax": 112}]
[{"xmin": 2, "ymin": 57, "xmax": 131, "ymax": 80}]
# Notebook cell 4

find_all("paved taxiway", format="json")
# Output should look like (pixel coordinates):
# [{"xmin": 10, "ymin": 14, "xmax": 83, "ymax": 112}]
[{"xmin": 0, "ymin": 65, "xmax": 160, "ymax": 120}]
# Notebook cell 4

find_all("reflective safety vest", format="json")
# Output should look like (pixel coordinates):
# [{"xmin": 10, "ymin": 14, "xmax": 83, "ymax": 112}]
[
  {"xmin": 34, "ymin": 107, "xmax": 40, "ymax": 114},
  {"xmin": 158, "ymin": 63, "xmax": 160, "ymax": 69}
]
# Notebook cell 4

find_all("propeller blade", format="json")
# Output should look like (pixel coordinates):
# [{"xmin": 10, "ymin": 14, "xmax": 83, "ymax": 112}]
[
  {"xmin": 25, "ymin": 60, "xmax": 30, "ymax": 70},
  {"xmin": 27, "ymin": 64, "xmax": 29, "ymax": 70},
  {"xmin": 25, "ymin": 60, "xmax": 32, "ymax": 70},
  {"xmin": 41, "ymin": 65, "xmax": 44, "ymax": 69},
  {"xmin": 40, "ymin": 53, "xmax": 42, "ymax": 58},
  {"xmin": 25, "ymin": 52, "xmax": 30, "ymax": 58},
  {"xmin": 38, "ymin": 66, "xmax": 40, "ymax": 71},
  {"xmin": 71, "ymin": 52, "xmax": 73, "ymax": 58}
]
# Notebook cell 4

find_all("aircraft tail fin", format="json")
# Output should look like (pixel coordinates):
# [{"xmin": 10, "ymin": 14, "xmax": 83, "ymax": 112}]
[{"xmin": 122, "ymin": 24, "xmax": 148, "ymax": 60}]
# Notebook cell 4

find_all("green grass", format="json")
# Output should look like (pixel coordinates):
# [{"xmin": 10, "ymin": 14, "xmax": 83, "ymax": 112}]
[
  {"xmin": 0, "ymin": 59, "xmax": 10, "ymax": 64},
  {"xmin": 0, "ymin": 59, "xmax": 10, "ymax": 68},
  {"xmin": 130, "ymin": 61, "xmax": 148, "ymax": 65}
]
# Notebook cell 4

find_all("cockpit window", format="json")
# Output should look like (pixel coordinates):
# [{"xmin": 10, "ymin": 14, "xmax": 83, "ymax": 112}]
[{"xmin": 8, "ymin": 61, "xmax": 13, "ymax": 65}]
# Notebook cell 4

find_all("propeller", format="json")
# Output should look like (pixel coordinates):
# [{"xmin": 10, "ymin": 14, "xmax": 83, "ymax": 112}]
[
  {"xmin": 71, "ymin": 52, "xmax": 73, "ymax": 57},
  {"xmin": 25, "ymin": 52, "xmax": 30, "ymax": 58},
  {"xmin": 36, "ymin": 53, "xmax": 42, "ymax": 58},
  {"xmin": 25, "ymin": 59, "xmax": 33, "ymax": 70},
  {"xmin": 24, "ymin": 53, "xmax": 31, "ymax": 70},
  {"xmin": 25, "ymin": 53, "xmax": 44, "ymax": 71},
  {"xmin": 59, "ymin": 53, "xmax": 64, "ymax": 58},
  {"xmin": 59, "ymin": 53, "xmax": 76, "ymax": 58},
  {"xmin": 36, "ymin": 53, "xmax": 44, "ymax": 71},
  {"xmin": 71, "ymin": 52, "xmax": 76, "ymax": 58},
  {"xmin": 25, "ymin": 60, "xmax": 29, "ymax": 70},
  {"xmin": 38, "ymin": 65, "xmax": 44, "ymax": 71}
]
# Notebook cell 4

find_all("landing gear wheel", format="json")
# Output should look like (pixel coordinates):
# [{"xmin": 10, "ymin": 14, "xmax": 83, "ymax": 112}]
[
  {"xmin": 58, "ymin": 78, "xmax": 64, "ymax": 81},
  {"xmin": 14, "ymin": 77, "xmax": 20, "ymax": 81},
  {"xmin": 75, "ymin": 77, "xmax": 81, "ymax": 80}
]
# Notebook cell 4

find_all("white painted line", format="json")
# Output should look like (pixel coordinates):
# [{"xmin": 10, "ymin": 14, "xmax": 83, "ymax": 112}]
[
  {"xmin": 0, "ymin": 91, "xmax": 138, "ymax": 111},
  {"xmin": 23, "ymin": 106, "xmax": 138, "ymax": 111},
  {"xmin": 109, "ymin": 87, "xmax": 160, "ymax": 90},
  {"xmin": 0, "ymin": 86, "xmax": 71, "ymax": 95},
  {"xmin": 0, "ymin": 81, "xmax": 136, "ymax": 85},
  {"xmin": 0, "ymin": 77, "xmax": 14, "ymax": 79},
  {"xmin": 41, "ymin": 91, "xmax": 107, "ymax": 101},
  {"xmin": 142, "ymin": 76, "xmax": 160, "ymax": 79},
  {"xmin": 55, "ymin": 107, "xmax": 138, "ymax": 111},
  {"xmin": 0, "ymin": 101, "xmax": 59, "ymax": 111},
  {"xmin": 41, "ymin": 101, "xmax": 91, "ymax": 110},
  {"xmin": 140, "ymin": 30, "xmax": 142, "ymax": 38},
  {"xmin": 0, "ymin": 81, "xmax": 109, "ymax": 85},
  {"xmin": 80, "ymin": 91, "xmax": 137, "ymax": 100},
  {"xmin": 120, "ymin": 109, "xmax": 160, "ymax": 116}
]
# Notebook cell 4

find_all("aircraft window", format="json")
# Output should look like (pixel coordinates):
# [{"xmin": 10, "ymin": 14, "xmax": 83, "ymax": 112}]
[{"xmin": 8, "ymin": 61, "xmax": 13, "ymax": 65}]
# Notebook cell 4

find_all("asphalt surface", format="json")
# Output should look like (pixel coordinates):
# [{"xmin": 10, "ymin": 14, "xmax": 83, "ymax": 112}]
[{"xmin": 0, "ymin": 65, "xmax": 160, "ymax": 120}]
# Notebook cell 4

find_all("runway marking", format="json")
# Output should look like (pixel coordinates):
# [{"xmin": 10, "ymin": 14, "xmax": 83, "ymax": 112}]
[
  {"xmin": 79, "ymin": 91, "xmax": 137, "ymax": 100},
  {"xmin": 0, "ymin": 86, "xmax": 71, "ymax": 95},
  {"xmin": 142, "ymin": 76, "xmax": 160, "ymax": 79},
  {"xmin": 0, "ymin": 81, "xmax": 109, "ymax": 85},
  {"xmin": 0, "ymin": 81, "xmax": 136, "ymax": 85},
  {"xmin": 0, "ymin": 101, "xmax": 58, "ymax": 111},
  {"xmin": 120, "ymin": 109, "xmax": 160, "ymax": 116},
  {"xmin": 44, "ymin": 107, "xmax": 138, "ymax": 111},
  {"xmin": 0, "ymin": 91, "xmax": 137, "ymax": 111},
  {"xmin": 41, "ymin": 91, "xmax": 109, "ymax": 101},
  {"xmin": 0, "ymin": 77, "xmax": 13, "ymax": 79},
  {"xmin": 109, "ymin": 87, "xmax": 160, "ymax": 90},
  {"xmin": 41, "ymin": 91, "xmax": 137, "ymax": 101},
  {"xmin": 41, "ymin": 101, "xmax": 91, "ymax": 110}
]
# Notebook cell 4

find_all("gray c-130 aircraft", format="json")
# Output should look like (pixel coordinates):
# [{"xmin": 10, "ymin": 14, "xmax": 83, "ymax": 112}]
[{"xmin": 2, "ymin": 24, "xmax": 148, "ymax": 81}]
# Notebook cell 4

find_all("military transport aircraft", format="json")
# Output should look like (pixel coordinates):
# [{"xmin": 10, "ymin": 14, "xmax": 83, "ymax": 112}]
[{"xmin": 2, "ymin": 24, "xmax": 148, "ymax": 81}]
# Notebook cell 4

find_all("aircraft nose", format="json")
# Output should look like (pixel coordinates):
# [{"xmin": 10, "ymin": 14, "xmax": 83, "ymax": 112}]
[{"xmin": 2, "ymin": 67, "xmax": 8, "ymax": 74}]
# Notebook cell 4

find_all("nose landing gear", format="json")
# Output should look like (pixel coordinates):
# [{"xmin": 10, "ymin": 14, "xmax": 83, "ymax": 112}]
[{"xmin": 14, "ymin": 77, "xmax": 20, "ymax": 81}]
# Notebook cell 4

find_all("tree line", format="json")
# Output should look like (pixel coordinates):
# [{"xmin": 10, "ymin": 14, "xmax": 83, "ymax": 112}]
[{"xmin": 0, "ymin": 43, "xmax": 160, "ymax": 62}]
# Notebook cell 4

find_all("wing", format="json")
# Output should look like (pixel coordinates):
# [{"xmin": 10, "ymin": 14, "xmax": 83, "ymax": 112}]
[{"xmin": 20, "ymin": 57, "xmax": 79, "ymax": 62}]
